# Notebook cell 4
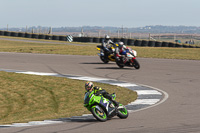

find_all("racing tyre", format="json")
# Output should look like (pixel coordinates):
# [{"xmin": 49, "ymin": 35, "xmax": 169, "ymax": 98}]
[
  {"xmin": 91, "ymin": 105, "xmax": 107, "ymax": 122},
  {"xmin": 100, "ymin": 56, "xmax": 109, "ymax": 64},
  {"xmin": 116, "ymin": 61, "xmax": 124, "ymax": 68},
  {"xmin": 117, "ymin": 105, "xmax": 129, "ymax": 119},
  {"xmin": 133, "ymin": 59, "xmax": 140, "ymax": 69}
]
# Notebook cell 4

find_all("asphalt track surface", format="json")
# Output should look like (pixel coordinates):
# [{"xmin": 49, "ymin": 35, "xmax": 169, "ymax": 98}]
[{"xmin": 0, "ymin": 52, "xmax": 200, "ymax": 133}]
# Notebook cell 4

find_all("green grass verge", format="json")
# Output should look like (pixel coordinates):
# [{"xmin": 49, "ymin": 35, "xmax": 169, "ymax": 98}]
[
  {"xmin": 0, "ymin": 71, "xmax": 137, "ymax": 124},
  {"xmin": 0, "ymin": 37, "xmax": 200, "ymax": 60}
]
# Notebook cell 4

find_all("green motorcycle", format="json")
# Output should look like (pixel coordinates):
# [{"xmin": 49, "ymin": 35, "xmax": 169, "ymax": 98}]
[{"xmin": 84, "ymin": 91, "xmax": 128, "ymax": 122}]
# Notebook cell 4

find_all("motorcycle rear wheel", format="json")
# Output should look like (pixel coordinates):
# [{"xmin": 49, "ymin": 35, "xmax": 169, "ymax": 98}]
[
  {"xmin": 91, "ymin": 105, "xmax": 107, "ymax": 122},
  {"xmin": 116, "ymin": 61, "xmax": 124, "ymax": 68}
]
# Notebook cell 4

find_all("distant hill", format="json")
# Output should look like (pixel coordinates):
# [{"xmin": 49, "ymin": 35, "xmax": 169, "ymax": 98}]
[{"xmin": 1, "ymin": 25, "xmax": 200, "ymax": 34}]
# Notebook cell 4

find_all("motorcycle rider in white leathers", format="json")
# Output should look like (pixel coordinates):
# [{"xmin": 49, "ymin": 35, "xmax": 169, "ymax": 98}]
[
  {"xmin": 101, "ymin": 35, "xmax": 116, "ymax": 54},
  {"xmin": 115, "ymin": 42, "xmax": 128, "ymax": 64}
]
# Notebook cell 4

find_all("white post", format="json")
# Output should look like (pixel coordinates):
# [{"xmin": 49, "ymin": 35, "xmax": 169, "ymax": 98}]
[
  {"xmin": 98, "ymin": 30, "xmax": 100, "ymax": 38},
  {"xmin": 26, "ymin": 26, "xmax": 28, "ymax": 33},
  {"xmin": 118, "ymin": 30, "xmax": 119, "ymax": 38}
]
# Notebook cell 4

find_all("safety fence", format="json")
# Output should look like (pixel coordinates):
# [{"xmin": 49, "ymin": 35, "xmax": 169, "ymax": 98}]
[{"xmin": 0, "ymin": 30, "xmax": 199, "ymax": 48}]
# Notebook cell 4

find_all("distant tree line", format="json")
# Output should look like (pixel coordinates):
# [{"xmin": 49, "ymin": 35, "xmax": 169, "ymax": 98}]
[{"xmin": 1, "ymin": 25, "xmax": 200, "ymax": 34}]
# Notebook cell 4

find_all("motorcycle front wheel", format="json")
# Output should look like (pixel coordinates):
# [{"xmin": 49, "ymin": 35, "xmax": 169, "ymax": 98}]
[
  {"xmin": 91, "ymin": 105, "xmax": 107, "ymax": 122},
  {"xmin": 100, "ymin": 55, "xmax": 109, "ymax": 64},
  {"xmin": 117, "ymin": 105, "xmax": 129, "ymax": 119},
  {"xmin": 133, "ymin": 59, "xmax": 140, "ymax": 69}
]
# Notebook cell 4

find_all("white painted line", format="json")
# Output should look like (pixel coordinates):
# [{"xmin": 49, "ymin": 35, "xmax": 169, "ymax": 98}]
[
  {"xmin": 109, "ymin": 83, "xmax": 138, "ymax": 87},
  {"xmin": 68, "ymin": 76, "xmax": 109, "ymax": 82},
  {"xmin": 28, "ymin": 121, "xmax": 60, "ymax": 125},
  {"xmin": 136, "ymin": 90, "xmax": 162, "ymax": 95},
  {"xmin": 82, "ymin": 114, "xmax": 93, "ymax": 116},
  {"xmin": 0, "ymin": 124, "xmax": 15, "ymax": 127},
  {"xmin": 16, "ymin": 71, "xmax": 58, "ymax": 76},
  {"xmin": 129, "ymin": 99, "xmax": 160, "ymax": 105},
  {"xmin": 43, "ymin": 120, "xmax": 63, "ymax": 123},
  {"xmin": 12, "ymin": 123, "xmax": 32, "ymax": 127}
]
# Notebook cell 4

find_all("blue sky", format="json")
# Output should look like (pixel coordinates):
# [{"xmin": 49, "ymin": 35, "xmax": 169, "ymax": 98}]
[{"xmin": 1, "ymin": 0, "xmax": 200, "ymax": 28}]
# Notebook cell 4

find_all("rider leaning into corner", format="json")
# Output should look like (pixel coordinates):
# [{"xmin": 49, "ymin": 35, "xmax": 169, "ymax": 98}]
[
  {"xmin": 115, "ymin": 41, "xmax": 128, "ymax": 64},
  {"xmin": 85, "ymin": 81, "xmax": 119, "ymax": 108},
  {"xmin": 101, "ymin": 35, "xmax": 116, "ymax": 54}
]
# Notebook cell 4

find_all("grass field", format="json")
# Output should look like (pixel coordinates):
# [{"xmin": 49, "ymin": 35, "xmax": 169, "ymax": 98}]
[
  {"xmin": 0, "ymin": 36, "xmax": 200, "ymax": 60},
  {"xmin": 0, "ymin": 71, "xmax": 137, "ymax": 124}
]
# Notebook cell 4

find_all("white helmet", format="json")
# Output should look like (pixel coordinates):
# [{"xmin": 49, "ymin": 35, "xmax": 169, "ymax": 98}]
[
  {"xmin": 118, "ymin": 41, "xmax": 124, "ymax": 48},
  {"xmin": 105, "ymin": 35, "xmax": 110, "ymax": 40}
]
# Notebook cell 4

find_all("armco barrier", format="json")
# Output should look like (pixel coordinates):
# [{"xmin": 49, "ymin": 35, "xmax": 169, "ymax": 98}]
[
  {"xmin": 169, "ymin": 42, "xmax": 176, "ymax": 47},
  {"xmin": 18, "ymin": 32, "xmax": 25, "ymax": 37},
  {"xmin": 0, "ymin": 30, "xmax": 4, "ymax": 35},
  {"xmin": 175, "ymin": 44, "xmax": 183, "ymax": 48},
  {"xmin": 11, "ymin": 32, "xmax": 18, "ymax": 37},
  {"xmin": 148, "ymin": 41, "xmax": 155, "ymax": 47},
  {"xmin": 87, "ymin": 37, "xmax": 93, "ymax": 42},
  {"xmin": 38, "ymin": 34, "xmax": 46, "ymax": 39},
  {"xmin": 127, "ymin": 39, "xmax": 135, "ymax": 46},
  {"xmin": 0, "ymin": 30, "xmax": 199, "ymax": 48},
  {"xmin": 162, "ymin": 42, "xmax": 169, "ymax": 47},
  {"xmin": 134, "ymin": 40, "xmax": 142, "ymax": 46},
  {"xmin": 183, "ymin": 44, "xmax": 189, "ymax": 48},
  {"xmin": 189, "ymin": 45, "xmax": 196, "ymax": 48},
  {"xmin": 114, "ymin": 38, "xmax": 121, "ymax": 43},
  {"xmin": 32, "ymin": 34, "xmax": 39, "ymax": 39},
  {"xmin": 79, "ymin": 37, "xmax": 93, "ymax": 42},
  {"xmin": 45, "ymin": 35, "xmax": 53, "ymax": 40},
  {"xmin": 121, "ymin": 38, "xmax": 128, "ymax": 45},
  {"xmin": 72, "ymin": 37, "xmax": 80, "ymax": 42},
  {"xmin": 141, "ymin": 40, "xmax": 149, "ymax": 47},
  {"xmin": 80, "ymin": 37, "xmax": 87, "ymax": 42},
  {"xmin": 93, "ymin": 37, "xmax": 100, "ymax": 43},
  {"xmin": 99, "ymin": 38, "xmax": 104, "ymax": 43},
  {"xmin": 52, "ymin": 35, "xmax": 59, "ymax": 40},
  {"xmin": 59, "ymin": 36, "xmax": 66, "ymax": 41},
  {"xmin": 155, "ymin": 41, "xmax": 162, "ymax": 47},
  {"xmin": 4, "ymin": 31, "xmax": 11, "ymax": 36},
  {"xmin": 25, "ymin": 33, "xmax": 32, "ymax": 38}
]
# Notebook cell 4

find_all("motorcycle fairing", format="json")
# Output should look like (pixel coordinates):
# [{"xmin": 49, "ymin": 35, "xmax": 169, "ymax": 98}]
[{"xmin": 99, "ymin": 96, "xmax": 116, "ymax": 117}]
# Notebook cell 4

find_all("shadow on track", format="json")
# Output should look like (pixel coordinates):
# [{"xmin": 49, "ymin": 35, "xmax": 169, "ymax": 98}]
[
  {"xmin": 80, "ymin": 62, "xmax": 137, "ymax": 70},
  {"xmin": 53, "ymin": 117, "xmax": 97, "ymax": 123},
  {"xmin": 80, "ymin": 62, "xmax": 114, "ymax": 65},
  {"xmin": 53, "ymin": 116, "xmax": 119, "ymax": 123},
  {"xmin": 96, "ymin": 67, "xmax": 134, "ymax": 70}
]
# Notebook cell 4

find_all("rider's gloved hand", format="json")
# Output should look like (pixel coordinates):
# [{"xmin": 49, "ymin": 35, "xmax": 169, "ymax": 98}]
[
  {"xmin": 121, "ymin": 55, "xmax": 125, "ymax": 58},
  {"xmin": 105, "ymin": 47, "xmax": 109, "ymax": 52},
  {"xmin": 94, "ymin": 86, "xmax": 99, "ymax": 90}
]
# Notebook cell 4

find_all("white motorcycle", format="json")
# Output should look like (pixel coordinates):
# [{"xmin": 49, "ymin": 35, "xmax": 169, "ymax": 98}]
[{"xmin": 116, "ymin": 47, "xmax": 140, "ymax": 69}]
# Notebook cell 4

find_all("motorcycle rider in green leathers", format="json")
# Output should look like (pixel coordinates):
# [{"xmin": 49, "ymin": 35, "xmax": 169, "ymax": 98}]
[{"xmin": 85, "ymin": 81, "xmax": 119, "ymax": 108}]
